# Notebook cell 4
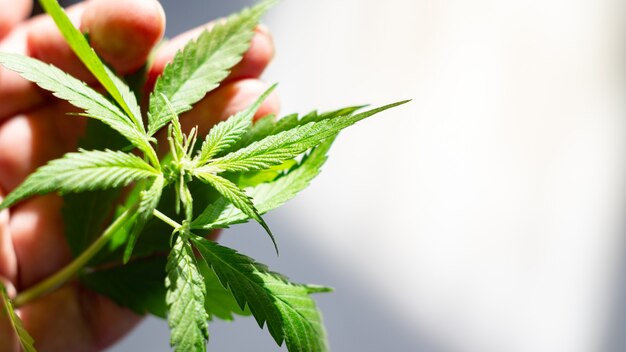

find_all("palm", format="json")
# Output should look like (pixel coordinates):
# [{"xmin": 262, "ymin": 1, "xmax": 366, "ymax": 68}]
[{"xmin": 0, "ymin": 0, "xmax": 277, "ymax": 350}]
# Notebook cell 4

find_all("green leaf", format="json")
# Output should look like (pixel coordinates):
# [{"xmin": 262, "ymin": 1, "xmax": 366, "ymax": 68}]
[
  {"xmin": 123, "ymin": 175, "xmax": 165, "ymax": 263},
  {"xmin": 166, "ymin": 235, "xmax": 209, "ymax": 352},
  {"xmin": 201, "ymin": 101, "xmax": 408, "ymax": 174},
  {"xmin": 237, "ymin": 159, "xmax": 298, "ymax": 188},
  {"xmin": 1, "ymin": 283, "xmax": 37, "ymax": 352},
  {"xmin": 193, "ymin": 172, "xmax": 278, "ymax": 254},
  {"xmin": 191, "ymin": 138, "xmax": 334, "ymax": 230},
  {"xmin": 80, "ymin": 256, "xmax": 168, "ymax": 318},
  {"xmin": 0, "ymin": 53, "xmax": 150, "ymax": 152},
  {"xmin": 196, "ymin": 253, "xmax": 250, "ymax": 321},
  {"xmin": 62, "ymin": 119, "xmax": 129, "ymax": 258},
  {"xmin": 195, "ymin": 84, "xmax": 277, "ymax": 165},
  {"xmin": 232, "ymin": 105, "xmax": 365, "ymax": 152},
  {"xmin": 107, "ymin": 67, "xmax": 145, "ymax": 133},
  {"xmin": 148, "ymin": 0, "xmax": 276, "ymax": 135},
  {"xmin": 160, "ymin": 93, "xmax": 185, "ymax": 158},
  {"xmin": 100, "ymin": 179, "xmax": 221, "ymax": 263},
  {"xmin": 192, "ymin": 236, "xmax": 329, "ymax": 352},
  {"xmin": 39, "ymin": 0, "xmax": 145, "ymax": 130},
  {"xmin": 0, "ymin": 149, "xmax": 158, "ymax": 210},
  {"xmin": 63, "ymin": 190, "xmax": 121, "ymax": 257}
]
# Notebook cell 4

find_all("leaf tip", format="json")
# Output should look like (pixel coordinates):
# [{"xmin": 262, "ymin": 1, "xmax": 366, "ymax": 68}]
[
  {"xmin": 258, "ymin": 216, "xmax": 279, "ymax": 256},
  {"xmin": 306, "ymin": 285, "xmax": 334, "ymax": 294}
]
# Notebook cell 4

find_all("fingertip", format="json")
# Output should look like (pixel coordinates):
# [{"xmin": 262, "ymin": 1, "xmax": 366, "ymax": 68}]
[
  {"xmin": 178, "ymin": 79, "xmax": 280, "ymax": 135},
  {"xmin": 147, "ymin": 23, "xmax": 275, "ymax": 91},
  {"xmin": 216, "ymin": 79, "xmax": 281, "ymax": 120},
  {"xmin": 0, "ymin": 0, "xmax": 32, "ymax": 39},
  {"xmin": 227, "ymin": 24, "xmax": 275, "ymax": 82},
  {"xmin": 254, "ymin": 85, "xmax": 280, "ymax": 121},
  {"xmin": 27, "ymin": 6, "xmax": 89, "ymax": 80},
  {"xmin": 81, "ymin": 0, "xmax": 165, "ymax": 74},
  {"xmin": 0, "ymin": 112, "xmax": 65, "ymax": 192}
]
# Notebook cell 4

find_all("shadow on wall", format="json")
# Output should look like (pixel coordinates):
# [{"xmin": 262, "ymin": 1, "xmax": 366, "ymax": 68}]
[{"xmin": 109, "ymin": 212, "xmax": 444, "ymax": 352}]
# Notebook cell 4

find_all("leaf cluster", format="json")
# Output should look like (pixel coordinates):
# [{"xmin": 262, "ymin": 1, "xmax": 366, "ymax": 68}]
[{"xmin": 0, "ymin": 0, "xmax": 407, "ymax": 351}]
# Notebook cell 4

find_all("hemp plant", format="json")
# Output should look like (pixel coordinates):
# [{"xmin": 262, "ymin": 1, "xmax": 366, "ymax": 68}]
[{"xmin": 0, "ymin": 0, "xmax": 407, "ymax": 351}]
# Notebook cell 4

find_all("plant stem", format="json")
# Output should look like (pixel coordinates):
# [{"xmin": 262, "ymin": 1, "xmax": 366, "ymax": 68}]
[
  {"xmin": 13, "ymin": 208, "xmax": 134, "ymax": 308},
  {"xmin": 153, "ymin": 209, "xmax": 182, "ymax": 229}
]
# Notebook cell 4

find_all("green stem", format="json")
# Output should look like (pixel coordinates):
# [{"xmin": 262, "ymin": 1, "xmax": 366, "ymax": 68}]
[
  {"xmin": 13, "ymin": 208, "xmax": 135, "ymax": 308},
  {"xmin": 153, "ymin": 209, "xmax": 182, "ymax": 229}
]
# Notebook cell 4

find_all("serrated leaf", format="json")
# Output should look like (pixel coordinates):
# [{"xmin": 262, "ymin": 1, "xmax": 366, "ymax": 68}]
[
  {"xmin": 107, "ymin": 66, "xmax": 145, "ymax": 133},
  {"xmin": 97, "ymin": 179, "xmax": 221, "ymax": 263},
  {"xmin": 237, "ymin": 159, "xmax": 298, "ymax": 188},
  {"xmin": 192, "ymin": 236, "xmax": 328, "ymax": 352},
  {"xmin": 195, "ymin": 84, "xmax": 276, "ymax": 165},
  {"xmin": 62, "ymin": 119, "xmax": 129, "ymax": 258},
  {"xmin": 166, "ymin": 235, "xmax": 209, "ymax": 352},
  {"xmin": 39, "ymin": 0, "xmax": 144, "ymax": 130},
  {"xmin": 148, "ymin": 0, "xmax": 276, "ymax": 135},
  {"xmin": 193, "ymin": 172, "xmax": 278, "ymax": 254},
  {"xmin": 123, "ymin": 175, "xmax": 164, "ymax": 263},
  {"xmin": 201, "ymin": 101, "xmax": 408, "ymax": 174},
  {"xmin": 0, "ymin": 53, "xmax": 150, "ymax": 153},
  {"xmin": 0, "ymin": 149, "xmax": 158, "ymax": 210},
  {"xmin": 160, "ymin": 93, "xmax": 185, "ymax": 157},
  {"xmin": 232, "ymin": 105, "xmax": 365, "ymax": 152},
  {"xmin": 80, "ymin": 256, "xmax": 168, "ymax": 318},
  {"xmin": 191, "ymin": 138, "xmax": 334, "ymax": 230},
  {"xmin": 1, "ymin": 283, "xmax": 37, "ymax": 352},
  {"xmin": 196, "ymin": 253, "xmax": 250, "ymax": 321}
]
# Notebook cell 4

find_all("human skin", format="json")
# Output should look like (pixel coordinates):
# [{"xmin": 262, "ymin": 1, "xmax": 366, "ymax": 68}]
[{"xmin": 0, "ymin": 0, "xmax": 279, "ymax": 350}]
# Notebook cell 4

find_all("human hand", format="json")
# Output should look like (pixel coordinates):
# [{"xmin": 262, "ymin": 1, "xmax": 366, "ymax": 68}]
[{"xmin": 0, "ymin": 0, "xmax": 278, "ymax": 350}]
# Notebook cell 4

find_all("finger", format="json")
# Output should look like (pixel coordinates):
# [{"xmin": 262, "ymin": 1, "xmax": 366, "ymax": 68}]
[
  {"xmin": 0, "ymin": 4, "xmax": 87, "ymax": 121},
  {"xmin": 180, "ymin": 79, "xmax": 280, "ymax": 134},
  {"xmin": 0, "ymin": 21, "xmax": 37, "ymax": 122},
  {"xmin": 26, "ymin": 4, "xmax": 90, "ymax": 81},
  {"xmin": 154, "ymin": 79, "xmax": 281, "ymax": 156},
  {"xmin": 0, "ymin": 317, "xmax": 17, "ymax": 352},
  {"xmin": 80, "ymin": 0, "xmax": 165, "ymax": 74},
  {"xmin": 0, "ymin": 187, "xmax": 17, "ymax": 286},
  {"xmin": 0, "ymin": 0, "xmax": 32, "ymax": 40},
  {"xmin": 28, "ymin": 0, "xmax": 165, "ymax": 79},
  {"xmin": 77, "ymin": 286, "xmax": 142, "ymax": 350},
  {"xmin": 147, "ymin": 23, "xmax": 275, "ymax": 91},
  {"xmin": 10, "ymin": 194, "xmax": 70, "ymax": 290},
  {"xmin": 0, "ymin": 103, "xmax": 83, "ymax": 289},
  {"xmin": 19, "ymin": 284, "xmax": 141, "ymax": 351},
  {"xmin": 226, "ymin": 24, "xmax": 275, "ymax": 83},
  {"xmin": 0, "ymin": 0, "xmax": 165, "ymax": 120},
  {"xmin": 0, "ymin": 107, "xmax": 72, "ymax": 192}
]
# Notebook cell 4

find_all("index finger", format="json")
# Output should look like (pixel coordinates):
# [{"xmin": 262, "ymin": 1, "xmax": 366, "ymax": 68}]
[{"xmin": 0, "ymin": 0, "xmax": 165, "ymax": 121}]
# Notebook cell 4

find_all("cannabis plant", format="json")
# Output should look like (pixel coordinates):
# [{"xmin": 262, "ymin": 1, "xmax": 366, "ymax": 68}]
[{"xmin": 0, "ymin": 0, "xmax": 406, "ymax": 351}]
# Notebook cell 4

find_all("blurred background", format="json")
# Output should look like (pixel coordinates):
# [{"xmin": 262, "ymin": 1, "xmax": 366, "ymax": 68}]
[{"xmin": 108, "ymin": 0, "xmax": 626, "ymax": 351}]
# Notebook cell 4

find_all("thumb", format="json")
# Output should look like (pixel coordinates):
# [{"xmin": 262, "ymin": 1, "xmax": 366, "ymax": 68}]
[{"xmin": 81, "ymin": 0, "xmax": 166, "ymax": 74}]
